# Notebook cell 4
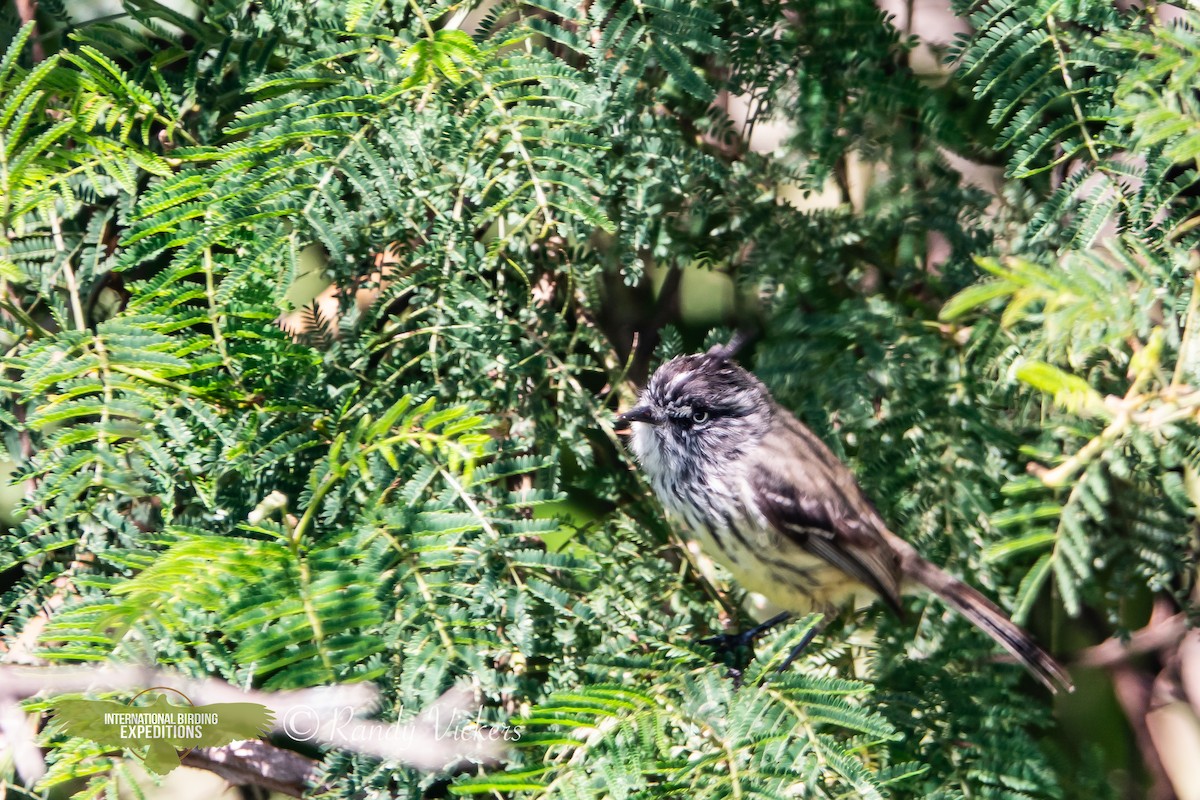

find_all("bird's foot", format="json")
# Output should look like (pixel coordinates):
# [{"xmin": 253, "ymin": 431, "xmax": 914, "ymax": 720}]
[
  {"xmin": 701, "ymin": 613, "xmax": 824, "ymax": 678},
  {"xmin": 777, "ymin": 624, "xmax": 820, "ymax": 672},
  {"xmin": 700, "ymin": 612, "xmax": 792, "ymax": 678},
  {"xmin": 699, "ymin": 611, "xmax": 792, "ymax": 652}
]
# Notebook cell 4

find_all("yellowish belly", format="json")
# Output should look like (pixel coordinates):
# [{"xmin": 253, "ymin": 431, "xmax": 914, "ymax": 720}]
[{"xmin": 683, "ymin": 514, "xmax": 872, "ymax": 615}]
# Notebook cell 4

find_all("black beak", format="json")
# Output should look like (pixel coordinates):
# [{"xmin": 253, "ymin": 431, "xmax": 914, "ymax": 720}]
[{"xmin": 615, "ymin": 405, "xmax": 661, "ymax": 430}]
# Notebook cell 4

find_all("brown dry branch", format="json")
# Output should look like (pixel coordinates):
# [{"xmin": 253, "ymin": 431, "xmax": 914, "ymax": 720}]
[
  {"xmin": 182, "ymin": 740, "xmax": 320, "ymax": 797},
  {"xmin": 1076, "ymin": 611, "xmax": 1187, "ymax": 669},
  {"xmin": 1112, "ymin": 664, "xmax": 1177, "ymax": 800}
]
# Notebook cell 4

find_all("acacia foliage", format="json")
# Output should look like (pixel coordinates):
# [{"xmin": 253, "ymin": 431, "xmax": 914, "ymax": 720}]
[{"xmin": 0, "ymin": 0, "xmax": 1196, "ymax": 798}]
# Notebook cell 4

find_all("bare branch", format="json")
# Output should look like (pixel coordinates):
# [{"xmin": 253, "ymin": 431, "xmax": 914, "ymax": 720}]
[
  {"xmin": 1111, "ymin": 665, "xmax": 1176, "ymax": 800},
  {"xmin": 1075, "ymin": 612, "xmax": 1186, "ymax": 668},
  {"xmin": 183, "ymin": 740, "xmax": 320, "ymax": 798},
  {"xmin": 14, "ymin": 0, "xmax": 45, "ymax": 62}
]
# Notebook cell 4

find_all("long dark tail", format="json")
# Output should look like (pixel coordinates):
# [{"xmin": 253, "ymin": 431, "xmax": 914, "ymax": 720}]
[{"xmin": 884, "ymin": 532, "xmax": 1074, "ymax": 694}]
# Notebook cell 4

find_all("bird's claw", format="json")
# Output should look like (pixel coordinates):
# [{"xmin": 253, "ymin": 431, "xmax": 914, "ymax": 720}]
[{"xmin": 699, "ymin": 612, "xmax": 793, "ymax": 678}]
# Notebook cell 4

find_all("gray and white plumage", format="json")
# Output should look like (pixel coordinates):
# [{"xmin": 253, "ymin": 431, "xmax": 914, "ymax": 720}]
[{"xmin": 621, "ymin": 343, "xmax": 1073, "ymax": 693}]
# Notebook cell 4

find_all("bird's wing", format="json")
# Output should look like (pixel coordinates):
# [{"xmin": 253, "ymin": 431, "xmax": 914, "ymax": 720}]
[
  {"xmin": 48, "ymin": 699, "xmax": 131, "ymax": 745},
  {"xmin": 192, "ymin": 703, "xmax": 275, "ymax": 746},
  {"xmin": 749, "ymin": 412, "xmax": 903, "ymax": 610}
]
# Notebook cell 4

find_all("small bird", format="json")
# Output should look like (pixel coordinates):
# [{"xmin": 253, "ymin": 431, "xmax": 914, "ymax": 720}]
[{"xmin": 618, "ymin": 339, "xmax": 1073, "ymax": 693}]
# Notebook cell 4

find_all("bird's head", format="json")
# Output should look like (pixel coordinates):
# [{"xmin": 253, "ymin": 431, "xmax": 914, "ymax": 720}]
[{"xmin": 617, "ymin": 345, "xmax": 773, "ymax": 480}]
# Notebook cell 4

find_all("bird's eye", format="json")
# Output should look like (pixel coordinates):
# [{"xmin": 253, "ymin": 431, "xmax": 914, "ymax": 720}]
[{"xmin": 691, "ymin": 410, "xmax": 710, "ymax": 424}]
